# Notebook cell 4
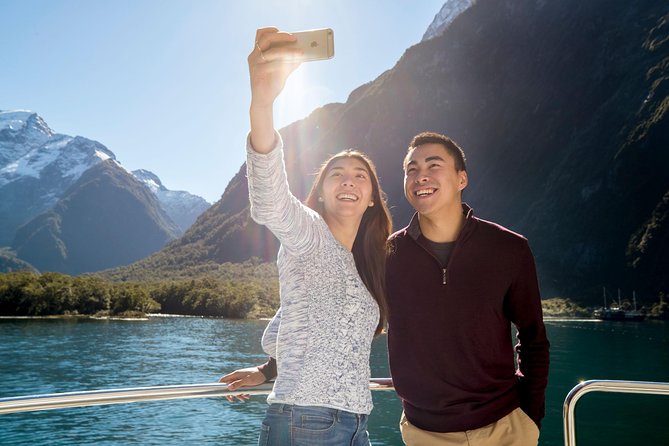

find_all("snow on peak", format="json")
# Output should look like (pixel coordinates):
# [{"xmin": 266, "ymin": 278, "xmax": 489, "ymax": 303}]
[
  {"xmin": 422, "ymin": 0, "xmax": 475, "ymax": 42},
  {"xmin": 133, "ymin": 169, "xmax": 163, "ymax": 185},
  {"xmin": 58, "ymin": 137, "xmax": 118, "ymax": 179},
  {"xmin": 95, "ymin": 149, "xmax": 112, "ymax": 162},
  {"xmin": 0, "ymin": 110, "xmax": 53, "ymax": 136},
  {"xmin": 0, "ymin": 135, "xmax": 72, "ymax": 180},
  {"xmin": 132, "ymin": 169, "xmax": 164, "ymax": 193},
  {"xmin": 130, "ymin": 168, "xmax": 211, "ymax": 231},
  {"xmin": 0, "ymin": 118, "xmax": 119, "ymax": 188},
  {"xmin": 0, "ymin": 110, "xmax": 34, "ymax": 132}
]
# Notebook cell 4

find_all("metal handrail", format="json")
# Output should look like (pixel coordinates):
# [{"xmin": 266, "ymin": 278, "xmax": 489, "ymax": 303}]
[
  {"xmin": 563, "ymin": 379, "xmax": 669, "ymax": 446},
  {"xmin": 8, "ymin": 377, "xmax": 669, "ymax": 441},
  {"xmin": 0, "ymin": 378, "xmax": 394, "ymax": 415}
]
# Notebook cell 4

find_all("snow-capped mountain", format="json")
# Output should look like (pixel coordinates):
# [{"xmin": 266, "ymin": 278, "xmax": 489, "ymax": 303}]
[
  {"xmin": 132, "ymin": 169, "xmax": 210, "ymax": 233},
  {"xmin": 0, "ymin": 111, "xmax": 54, "ymax": 167},
  {"xmin": 0, "ymin": 110, "xmax": 119, "ymax": 246},
  {"xmin": 0, "ymin": 111, "xmax": 114, "ymax": 186},
  {"xmin": 422, "ymin": 0, "xmax": 474, "ymax": 41},
  {"xmin": 0, "ymin": 110, "xmax": 116, "ymax": 190},
  {"xmin": 0, "ymin": 110, "xmax": 210, "ymax": 252}
]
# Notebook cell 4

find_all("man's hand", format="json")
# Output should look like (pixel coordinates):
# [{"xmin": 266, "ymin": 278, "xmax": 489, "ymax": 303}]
[{"xmin": 218, "ymin": 366, "xmax": 267, "ymax": 402}]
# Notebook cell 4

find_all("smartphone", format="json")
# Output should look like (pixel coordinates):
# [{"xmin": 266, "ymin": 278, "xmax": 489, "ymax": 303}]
[{"xmin": 277, "ymin": 28, "xmax": 335, "ymax": 62}]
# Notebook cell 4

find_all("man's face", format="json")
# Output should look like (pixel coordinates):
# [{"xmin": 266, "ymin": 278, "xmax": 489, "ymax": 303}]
[{"xmin": 403, "ymin": 143, "xmax": 468, "ymax": 217}]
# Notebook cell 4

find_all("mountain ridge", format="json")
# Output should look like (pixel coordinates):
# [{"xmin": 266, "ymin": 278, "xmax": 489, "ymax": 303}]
[
  {"xmin": 133, "ymin": 168, "xmax": 210, "ymax": 233},
  {"xmin": 116, "ymin": 0, "xmax": 668, "ymax": 305},
  {"xmin": 12, "ymin": 159, "xmax": 180, "ymax": 274},
  {"xmin": 0, "ymin": 110, "xmax": 211, "ymax": 260}
]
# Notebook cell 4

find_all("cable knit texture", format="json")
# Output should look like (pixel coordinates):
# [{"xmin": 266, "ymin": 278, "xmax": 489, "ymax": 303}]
[{"xmin": 246, "ymin": 132, "xmax": 379, "ymax": 415}]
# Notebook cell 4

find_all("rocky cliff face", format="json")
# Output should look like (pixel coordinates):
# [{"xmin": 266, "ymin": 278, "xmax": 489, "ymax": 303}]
[{"xmin": 121, "ymin": 0, "xmax": 669, "ymax": 303}]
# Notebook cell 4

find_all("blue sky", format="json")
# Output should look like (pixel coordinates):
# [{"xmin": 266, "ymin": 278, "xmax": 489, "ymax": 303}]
[{"xmin": 1, "ymin": 0, "xmax": 445, "ymax": 203}]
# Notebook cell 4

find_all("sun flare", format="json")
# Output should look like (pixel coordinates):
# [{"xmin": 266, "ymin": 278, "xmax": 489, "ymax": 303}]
[{"xmin": 274, "ymin": 67, "xmax": 333, "ymax": 128}]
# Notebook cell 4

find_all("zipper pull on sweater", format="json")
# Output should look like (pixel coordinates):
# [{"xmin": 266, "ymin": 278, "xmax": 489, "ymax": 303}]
[{"xmin": 442, "ymin": 268, "xmax": 447, "ymax": 285}]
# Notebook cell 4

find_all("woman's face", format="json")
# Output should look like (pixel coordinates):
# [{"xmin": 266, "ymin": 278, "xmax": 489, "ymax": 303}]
[{"xmin": 320, "ymin": 157, "xmax": 375, "ymax": 222}]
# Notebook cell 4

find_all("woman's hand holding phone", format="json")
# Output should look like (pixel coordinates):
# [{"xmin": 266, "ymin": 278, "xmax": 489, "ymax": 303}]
[
  {"xmin": 249, "ymin": 28, "xmax": 303, "ymax": 108},
  {"xmin": 248, "ymin": 27, "xmax": 334, "ymax": 152},
  {"xmin": 248, "ymin": 27, "xmax": 302, "ymax": 152},
  {"xmin": 249, "ymin": 27, "xmax": 334, "ymax": 110}
]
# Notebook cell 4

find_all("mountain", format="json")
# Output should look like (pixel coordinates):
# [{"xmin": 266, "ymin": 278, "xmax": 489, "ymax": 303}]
[
  {"xmin": 0, "ymin": 248, "xmax": 38, "ymax": 273},
  {"xmin": 108, "ymin": 0, "xmax": 669, "ymax": 305},
  {"xmin": 132, "ymin": 169, "xmax": 210, "ymax": 233},
  {"xmin": 12, "ymin": 159, "xmax": 180, "ymax": 274},
  {"xmin": 0, "ymin": 111, "xmax": 54, "ymax": 167},
  {"xmin": 0, "ymin": 110, "xmax": 116, "ymax": 246},
  {"xmin": 422, "ymin": 0, "xmax": 474, "ymax": 41},
  {"xmin": 0, "ymin": 110, "xmax": 211, "ymax": 272}
]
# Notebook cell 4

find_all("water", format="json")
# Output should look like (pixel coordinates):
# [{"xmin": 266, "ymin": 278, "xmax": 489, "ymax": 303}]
[{"xmin": 0, "ymin": 317, "xmax": 667, "ymax": 445}]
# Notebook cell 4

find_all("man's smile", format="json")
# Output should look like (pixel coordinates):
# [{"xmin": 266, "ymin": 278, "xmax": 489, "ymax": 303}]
[{"xmin": 414, "ymin": 187, "xmax": 437, "ymax": 197}]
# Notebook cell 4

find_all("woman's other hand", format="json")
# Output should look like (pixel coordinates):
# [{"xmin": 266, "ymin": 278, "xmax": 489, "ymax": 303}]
[{"xmin": 218, "ymin": 366, "xmax": 267, "ymax": 402}]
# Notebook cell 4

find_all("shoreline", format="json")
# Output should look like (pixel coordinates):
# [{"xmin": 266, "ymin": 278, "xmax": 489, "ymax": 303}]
[
  {"xmin": 3, "ymin": 314, "xmax": 658, "ymax": 322},
  {"xmin": 0, "ymin": 313, "xmax": 270, "ymax": 321},
  {"xmin": 0, "ymin": 315, "xmax": 149, "ymax": 321},
  {"xmin": 2, "ymin": 314, "xmax": 598, "ymax": 321}
]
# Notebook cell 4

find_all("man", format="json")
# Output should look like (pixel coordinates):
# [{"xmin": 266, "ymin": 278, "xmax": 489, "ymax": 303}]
[
  {"xmin": 220, "ymin": 131, "xmax": 550, "ymax": 446},
  {"xmin": 387, "ymin": 131, "xmax": 549, "ymax": 445}
]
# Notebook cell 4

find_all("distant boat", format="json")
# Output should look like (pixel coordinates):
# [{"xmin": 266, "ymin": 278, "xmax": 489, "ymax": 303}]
[{"xmin": 593, "ymin": 288, "xmax": 645, "ymax": 321}]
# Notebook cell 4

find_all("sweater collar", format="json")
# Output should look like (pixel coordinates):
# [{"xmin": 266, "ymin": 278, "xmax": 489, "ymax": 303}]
[{"xmin": 407, "ymin": 203, "xmax": 474, "ymax": 241}]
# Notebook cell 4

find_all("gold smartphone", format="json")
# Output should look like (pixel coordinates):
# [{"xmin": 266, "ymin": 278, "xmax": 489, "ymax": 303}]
[{"xmin": 278, "ymin": 28, "xmax": 335, "ymax": 62}]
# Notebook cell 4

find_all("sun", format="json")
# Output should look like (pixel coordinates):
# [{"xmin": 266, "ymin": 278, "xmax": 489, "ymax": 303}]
[{"xmin": 274, "ymin": 66, "xmax": 333, "ymax": 128}]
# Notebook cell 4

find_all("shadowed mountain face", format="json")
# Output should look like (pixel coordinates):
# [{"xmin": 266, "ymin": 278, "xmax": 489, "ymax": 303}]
[
  {"xmin": 129, "ymin": 0, "xmax": 669, "ymax": 304},
  {"xmin": 12, "ymin": 160, "xmax": 179, "ymax": 275}
]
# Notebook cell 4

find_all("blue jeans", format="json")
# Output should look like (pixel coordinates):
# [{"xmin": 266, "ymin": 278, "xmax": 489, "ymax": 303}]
[{"xmin": 258, "ymin": 403, "xmax": 372, "ymax": 446}]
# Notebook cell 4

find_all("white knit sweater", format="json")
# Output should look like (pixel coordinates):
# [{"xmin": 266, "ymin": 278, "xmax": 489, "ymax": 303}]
[{"xmin": 246, "ymin": 133, "xmax": 379, "ymax": 414}]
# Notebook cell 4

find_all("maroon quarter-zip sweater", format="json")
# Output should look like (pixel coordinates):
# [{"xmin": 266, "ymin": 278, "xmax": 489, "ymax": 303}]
[{"xmin": 386, "ymin": 204, "xmax": 549, "ymax": 433}]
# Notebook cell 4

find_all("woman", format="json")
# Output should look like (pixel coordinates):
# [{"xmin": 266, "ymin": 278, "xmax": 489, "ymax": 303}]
[{"xmin": 219, "ymin": 27, "xmax": 392, "ymax": 445}]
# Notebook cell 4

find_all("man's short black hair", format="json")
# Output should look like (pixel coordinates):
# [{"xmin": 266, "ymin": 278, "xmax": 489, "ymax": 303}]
[{"xmin": 407, "ymin": 132, "xmax": 467, "ymax": 172}]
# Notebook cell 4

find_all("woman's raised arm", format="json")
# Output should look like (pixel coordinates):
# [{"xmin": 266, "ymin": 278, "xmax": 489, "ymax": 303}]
[{"xmin": 248, "ymin": 27, "xmax": 302, "ymax": 153}]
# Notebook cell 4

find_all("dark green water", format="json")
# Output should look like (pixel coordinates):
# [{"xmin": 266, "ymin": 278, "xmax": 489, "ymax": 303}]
[{"xmin": 0, "ymin": 317, "xmax": 667, "ymax": 445}]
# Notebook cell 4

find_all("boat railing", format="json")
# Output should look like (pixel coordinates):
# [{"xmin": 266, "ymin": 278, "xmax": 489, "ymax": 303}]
[
  {"xmin": 5, "ymin": 377, "xmax": 669, "ymax": 445},
  {"xmin": 563, "ymin": 379, "xmax": 669, "ymax": 446},
  {"xmin": 0, "ymin": 378, "xmax": 394, "ymax": 415}
]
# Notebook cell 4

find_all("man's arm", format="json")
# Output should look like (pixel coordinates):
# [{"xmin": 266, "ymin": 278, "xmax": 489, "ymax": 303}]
[
  {"xmin": 505, "ymin": 240, "xmax": 550, "ymax": 428},
  {"xmin": 258, "ymin": 356, "xmax": 277, "ymax": 382}
]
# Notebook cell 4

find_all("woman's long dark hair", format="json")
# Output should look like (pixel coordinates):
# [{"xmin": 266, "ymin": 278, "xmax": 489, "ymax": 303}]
[{"xmin": 305, "ymin": 149, "xmax": 392, "ymax": 335}]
